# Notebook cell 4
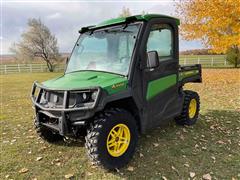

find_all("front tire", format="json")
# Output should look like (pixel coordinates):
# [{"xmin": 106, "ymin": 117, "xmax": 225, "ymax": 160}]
[
  {"xmin": 175, "ymin": 90, "xmax": 200, "ymax": 125},
  {"xmin": 85, "ymin": 108, "xmax": 138, "ymax": 170}
]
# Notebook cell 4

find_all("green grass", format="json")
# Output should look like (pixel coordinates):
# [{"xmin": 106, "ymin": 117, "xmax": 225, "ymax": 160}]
[{"xmin": 1, "ymin": 70, "xmax": 240, "ymax": 179}]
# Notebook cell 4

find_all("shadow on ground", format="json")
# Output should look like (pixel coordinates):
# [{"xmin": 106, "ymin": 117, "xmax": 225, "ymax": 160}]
[
  {"xmin": 112, "ymin": 109, "xmax": 240, "ymax": 179},
  {"xmin": 51, "ymin": 109, "xmax": 239, "ymax": 179}
]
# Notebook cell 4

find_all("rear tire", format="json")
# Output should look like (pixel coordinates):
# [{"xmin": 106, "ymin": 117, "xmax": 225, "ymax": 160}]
[
  {"xmin": 175, "ymin": 90, "xmax": 200, "ymax": 126},
  {"xmin": 85, "ymin": 108, "xmax": 138, "ymax": 170}
]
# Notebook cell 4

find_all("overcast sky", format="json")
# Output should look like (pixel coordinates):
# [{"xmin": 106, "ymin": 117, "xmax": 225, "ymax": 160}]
[{"xmin": 1, "ymin": 0, "xmax": 203, "ymax": 54}]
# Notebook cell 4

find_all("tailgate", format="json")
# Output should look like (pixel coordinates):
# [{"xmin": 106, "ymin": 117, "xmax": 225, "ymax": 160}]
[{"xmin": 178, "ymin": 64, "xmax": 202, "ymax": 85}]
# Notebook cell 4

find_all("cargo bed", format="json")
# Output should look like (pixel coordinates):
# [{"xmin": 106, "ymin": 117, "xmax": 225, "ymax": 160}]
[{"xmin": 178, "ymin": 64, "xmax": 202, "ymax": 85}]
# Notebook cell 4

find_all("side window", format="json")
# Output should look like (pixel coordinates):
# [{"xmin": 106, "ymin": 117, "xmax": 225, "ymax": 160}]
[{"xmin": 147, "ymin": 24, "xmax": 173, "ymax": 62}]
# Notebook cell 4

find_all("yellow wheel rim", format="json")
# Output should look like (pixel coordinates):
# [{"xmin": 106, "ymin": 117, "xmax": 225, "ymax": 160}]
[
  {"xmin": 188, "ymin": 99, "xmax": 197, "ymax": 119},
  {"xmin": 106, "ymin": 124, "xmax": 131, "ymax": 157}
]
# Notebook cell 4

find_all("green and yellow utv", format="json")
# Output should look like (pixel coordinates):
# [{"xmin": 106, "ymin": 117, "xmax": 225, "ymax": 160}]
[{"xmin": 31, "ymin": 14, "xmax": 202, "ymax": 170}]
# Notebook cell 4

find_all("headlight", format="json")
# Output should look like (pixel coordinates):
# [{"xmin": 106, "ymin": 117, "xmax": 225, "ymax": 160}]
[
  {"xmin": 76, "ymin": 92, "xmax": 91, "ymax": 103},
  {"xmin": 91, "ymin": 91, "xmax": 98, "ymax": 101},
  {"xmin": 40, "ymin": 90, "xmax": 47, "ymax": 104},
  {"xmin": 53, "ymin": 94, "xmax": 58, "ymax": 103},
  {"xmin": 70, "ymin": 90, "xmax": 98, "ymax": 108},
  {"xmin": 82, "ymin": 92, "xmax": 87, "ymax": 100}
]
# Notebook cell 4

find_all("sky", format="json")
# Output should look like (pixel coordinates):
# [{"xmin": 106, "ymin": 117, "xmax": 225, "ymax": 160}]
[{"xmin": 1, "ymin": 0, "xmax": 203, "ymax": 55}]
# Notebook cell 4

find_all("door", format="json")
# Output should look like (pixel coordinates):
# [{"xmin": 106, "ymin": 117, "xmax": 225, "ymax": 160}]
[{"xmin": 141, "ymin": 19, "xmax": 181, "ymax": 129}]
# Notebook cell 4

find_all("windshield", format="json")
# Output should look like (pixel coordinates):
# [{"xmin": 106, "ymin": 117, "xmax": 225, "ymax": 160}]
[{"xmin": 66, "ymin": 23, "xmax": 141, "ymax": 75}]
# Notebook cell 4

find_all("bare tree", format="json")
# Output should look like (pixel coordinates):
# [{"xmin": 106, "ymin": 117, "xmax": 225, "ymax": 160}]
[
  {"xmin": 119, "ymin": 7, "xmax": 132, "ymax": 17},
  {"xmin": 141, "ymin": 10, "xmax": 148, "ymax": 15},
  {"xmin": 11, "ymin": 18, "xmax": 61, "ymax": 72}
]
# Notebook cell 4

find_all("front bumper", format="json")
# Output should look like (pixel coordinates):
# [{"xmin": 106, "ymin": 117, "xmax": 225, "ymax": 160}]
[{"xmin": 31, "ymin": 81, "xmax": 101, "ymax": 135}]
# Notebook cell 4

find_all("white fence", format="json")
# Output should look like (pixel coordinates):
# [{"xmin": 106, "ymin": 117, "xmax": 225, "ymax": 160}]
[
  {"xmin": 0, "ymin": 56, "xmax": 232, "ymax": 74},
  {"xmin": 179, "ymin": 55, "xmax": 229, "ymax": 66},
  {"xmin": 0, "ymin": 64, "xmax": 65, "ymax": 74}
]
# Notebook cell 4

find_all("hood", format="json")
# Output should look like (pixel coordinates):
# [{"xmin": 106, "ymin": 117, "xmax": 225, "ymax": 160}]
[{"xmin": 42, "ymin": 71, "xmax": 128, "ymax": 95}]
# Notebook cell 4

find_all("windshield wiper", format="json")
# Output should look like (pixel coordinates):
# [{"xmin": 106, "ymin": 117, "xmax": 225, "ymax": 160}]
[
  {"xmin": 79, "ymin": 25, "xmax": 95, "ymax": 33},
  {"xmin": 104, "ymin": 29, "xmax": 133, "ymax": 33},
  {"xmin": 66, "ymin": 69, "xmax": 126, "ymax": 77},
  {"xmin": 123, "ymin": 16, "xmax": 138, "ymax": 29}
]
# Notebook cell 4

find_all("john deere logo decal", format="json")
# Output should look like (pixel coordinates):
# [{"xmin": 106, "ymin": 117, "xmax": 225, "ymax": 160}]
[{"xmin": 112, "ymin": 82, "xmax": 125, "ymax": 89}]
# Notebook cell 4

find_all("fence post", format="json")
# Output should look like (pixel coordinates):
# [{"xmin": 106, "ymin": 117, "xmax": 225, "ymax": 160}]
[
  {"xmin": 211, "ymin": 57, "xmax": 214, "ymax": 66},
  {"xmin": 224, "ymin": 59, "xmax": 227, "ymax": 66},
  {"xmin": 184, "ymin": 57, "xmax": 186, "ymax": 65},
  {"xmin": 18, "ymin": 64, "xmax": 20, "ymax": 72},
  {"xmin": 4, "ymin": 65, "xmax": 7, "ymax": 74}
]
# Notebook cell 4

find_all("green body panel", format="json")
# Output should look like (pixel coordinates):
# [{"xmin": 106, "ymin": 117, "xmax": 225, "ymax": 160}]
[
  {"xmin": 146, "ymin": 74, "xmax": 177, "ymax": 100},
  {"xmin": 42, "ymin": 71, "xmax": 128, "ymax": 95},
  {"xmin": 91, "ymin": 14, "xmax": 180, "ymax": 29},
  {"xmin": 179, "ymin": 70, "xmax": 199, "ymax": 81}
]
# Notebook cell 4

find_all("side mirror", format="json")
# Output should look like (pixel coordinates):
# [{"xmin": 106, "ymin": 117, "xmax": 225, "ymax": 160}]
[{"xmin": 147, "ymin": 51, "xmax": 159, "ymax": 69}]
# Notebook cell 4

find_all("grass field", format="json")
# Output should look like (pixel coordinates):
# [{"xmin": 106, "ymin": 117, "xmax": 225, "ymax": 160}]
[{"xmin": 1, "ymin": 69, "xmax": 240, "ymax": 179}]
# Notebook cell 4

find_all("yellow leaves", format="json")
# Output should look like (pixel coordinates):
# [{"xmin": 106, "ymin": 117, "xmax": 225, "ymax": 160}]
[
  {"xmin": 64, "ymin": 173, "xmax": 74, "ymax": 179},
  {"xmin": 36, "ymin": 157, "xmax": 43, "ymax": 161},
  {"xmin": 19, "ymin": 168, "xmax": 29, "ymax": 174},
  {"xmin": 176, "ymin": 0, "xmax": 240, "ymax": 54},
  {"xmin": 202, "ymin": 173, "xmax": 212, "ymax": 180},
  {"xmin": 127, "ymin": 166, "xmax": 134, "ymax": 171},
  {"xmin": 190, "ymin": 172, "xmax": 196, "ymax": 178}
]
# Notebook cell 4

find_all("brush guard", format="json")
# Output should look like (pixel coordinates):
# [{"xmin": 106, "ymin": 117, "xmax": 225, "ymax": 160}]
[{"xmin": 31, "ymin": 81, "xmax": 100, "ymax": 135}]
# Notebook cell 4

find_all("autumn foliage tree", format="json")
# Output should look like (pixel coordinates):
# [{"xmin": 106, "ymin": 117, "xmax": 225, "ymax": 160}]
[
  {"xmin": 11, "ymin": 18, "xmax": 61, "ymax": 72},
  {"xmin": 176, "ymin": 0, "xmax": 240, "ymax": 67}
]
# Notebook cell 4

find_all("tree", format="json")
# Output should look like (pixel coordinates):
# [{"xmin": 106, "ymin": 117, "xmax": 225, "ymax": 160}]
[
  {"xmin": 141, "ymin": 10, "xmax": 148, "ymax": 15},
  {"xmin": 175, "ymin": 0, "xmax": 240, "ymax": 67},
  {"xmin": 119, "ymin": 7, "xmax": 132, "ymax": 17},
  {"xmin": 11, "ymin": 18, "xmax": 61, "ymax": 72},
  {"xmin": 226, "ymin": 47, "xmax": 240, "ymax": 68}
]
